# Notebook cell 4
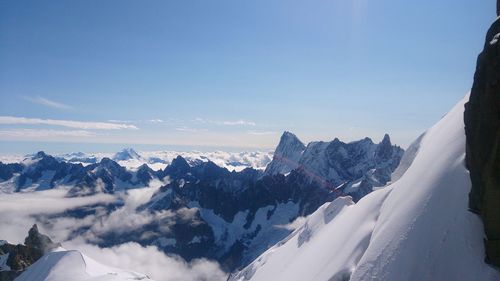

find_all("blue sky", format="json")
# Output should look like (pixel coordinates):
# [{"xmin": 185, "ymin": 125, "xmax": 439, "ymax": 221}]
[{"xmin": 0, "ymin": 0, "xmax": 496, "ymax": 154}]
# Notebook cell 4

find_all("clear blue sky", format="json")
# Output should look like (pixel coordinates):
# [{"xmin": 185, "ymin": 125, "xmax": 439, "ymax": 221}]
[{"xmin": 0, "ymin": 0, "xmax": 496, "ymax": 154}]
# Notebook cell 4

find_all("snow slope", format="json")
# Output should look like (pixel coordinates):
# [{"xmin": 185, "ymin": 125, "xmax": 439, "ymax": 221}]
[
  {"xmin": 230, "ymin": 95, "xmax": 500, "ymax": 281},
  {"xmin": 15, "ymin": 249, "xmax": 153, "ymax": 281}
]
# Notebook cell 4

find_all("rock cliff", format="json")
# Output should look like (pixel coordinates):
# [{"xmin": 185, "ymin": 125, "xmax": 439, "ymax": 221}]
[{"xmin": 464, "ymin": 1, "xmax": 500, "ymax": 266}]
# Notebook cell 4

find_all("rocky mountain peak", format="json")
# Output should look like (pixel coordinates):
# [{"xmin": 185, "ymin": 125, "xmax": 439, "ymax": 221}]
[
  {"xmin": 380, "ymin": 133, "xmax": 391, "ymax": 146},
  {"xmin": 34, "ymin": 151, "xmax": 47, "ymax": 159},
  {"xmin": 24, "ymin": 224, "xmax": 60, "ymax": 252},
  {"xmin": 375, "ymin": 134, "xmax": 394, "ymax": 162},
  {"xmin": 137, "ymin": 163, "xmax": 153, "ymax": 171},
  {"xmin": 113, "ymin": 148, "xmax": 142, "ymax": 161},
  {"xmin": 171, "ymin": 155, "xmax": 190, "ymax": 169},
  {"xmin": 99, "ymin": 157, "xmax": 119, "ymax": 166},
  {"xmin": 277, "ymin": 131, "xmax": 305, "ymax": 152},
  {"xmin": 264, "ymin": 131, "xmax": 306, "ymax": 176},
  {"xmin": 161, "ymin": 156, "xmax": 191, "ymax": 180}
]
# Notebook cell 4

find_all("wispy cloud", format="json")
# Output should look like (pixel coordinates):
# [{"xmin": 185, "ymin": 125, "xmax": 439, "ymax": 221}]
[
  {"xmin": 247, "ymin": 130, "xmax": 277, "ymax": 135},
  {"xmin": 107, "ymin": 119, "xmax": 165, "ymax": 124},
  {"xmin": 0, "ymin": 129, "xmax": 95, "ymax": 138},
  {"xmin": 222, "ymin": 119, "xmax": 256, "ymax": 126},
  {"xmin": 149, "ymin": 119, "xmax": 164, "ymax": 123},
  {"xmin": 0, "ymin": 116, "xmax": 138, "ymax": 130},
  {"xmin": 107, "ymin": 119, "xmax": 137, "ymax": 124},
  {"xmin": 194, "ymin": 118, "xmax": 256, "ymax": 126},
  {"xmin": 175, "ymin": 126, "xmax": 208, "ymax": 133},
  {"xmin": 23, "ymin": 96, "xmax": 73, "ymax": 110}
]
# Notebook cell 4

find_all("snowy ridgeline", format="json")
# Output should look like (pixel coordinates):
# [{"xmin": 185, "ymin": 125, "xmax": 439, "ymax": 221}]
[
  {"xmin": 229, "ymin": 95, "xmax": 500, "ymax": 281},
  {"xmin": 0, "ymin": 127, "xmax": 407, "ymax": 278}
]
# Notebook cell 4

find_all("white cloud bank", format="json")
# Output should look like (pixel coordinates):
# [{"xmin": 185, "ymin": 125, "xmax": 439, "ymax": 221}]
[
  {"xmin": 0, "ymin": 188, "xmax": 228, "ymax": 281},
  {"xmin": 0, "ymin": 189, "xmax": 116, "ymax": 244},
  {"xmin": 0, "ymin": 116, "xmax": 138, "ymax": 130},
  {"xmin": 66, "ymin": 240, "xmax": 227, "ymax": 281}
]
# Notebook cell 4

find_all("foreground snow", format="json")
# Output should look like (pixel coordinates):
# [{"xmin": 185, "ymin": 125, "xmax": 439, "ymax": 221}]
[
  {"xmin": 15, "ymin": 248, "xmax": 153, "ymax": 281},
  {"xmin": 230, "ymin": 95, "xmax": 500, "ymax": 281}
]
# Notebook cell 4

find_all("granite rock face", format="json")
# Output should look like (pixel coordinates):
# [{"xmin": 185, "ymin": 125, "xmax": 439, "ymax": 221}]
[{"xmin": 464, "ymin": 3, "xmax": 500, "ymax": 266}]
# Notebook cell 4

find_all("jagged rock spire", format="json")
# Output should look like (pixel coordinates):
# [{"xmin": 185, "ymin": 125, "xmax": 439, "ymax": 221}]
[
  {"xmin": 24, "ymin": 224, "xmax": 60, "ymax": 252},
  {"xmin": 264, "ymin": 131, "xmax": 305, "ymax": 176}
]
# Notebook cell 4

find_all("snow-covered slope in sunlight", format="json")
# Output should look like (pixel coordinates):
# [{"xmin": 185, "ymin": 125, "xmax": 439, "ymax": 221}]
[
  {"xmin": 230, "ymin": 95, "xmax": 500, "ymax": 281},
  {"xmin": 15, "ymin": 249, "xmax": 153, "ymax": 281}
]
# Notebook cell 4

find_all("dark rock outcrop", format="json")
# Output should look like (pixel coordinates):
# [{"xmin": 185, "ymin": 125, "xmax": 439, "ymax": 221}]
[
  {"xmin": 0, "ymin": 162, "xmax": 22, "ymax": 181},
  {"xmin": 24, "ymin": 224, "xmax": 60, "ymax": 253},
  {"xmin": 0, "ymin": 225, "xmax": 59, "ymax": 281},
  {"xmin": 464, "ymin": 3, "xmax": 500, "ymax": 266}
]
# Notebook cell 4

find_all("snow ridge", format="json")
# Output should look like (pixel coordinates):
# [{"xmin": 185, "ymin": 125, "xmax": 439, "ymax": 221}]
[{"xmin": 15, "ymin": 249, "xmax": 153, "ymax": 281}]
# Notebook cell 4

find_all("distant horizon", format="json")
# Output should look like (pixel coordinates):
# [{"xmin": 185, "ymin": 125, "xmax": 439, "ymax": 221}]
[
  {"xmin": 0, "ymin": 129, "xmax": 404, "ymax": 156},
  {"xmin": 0, "ymin": 140, "xmax": 272, "ymax": 156}
]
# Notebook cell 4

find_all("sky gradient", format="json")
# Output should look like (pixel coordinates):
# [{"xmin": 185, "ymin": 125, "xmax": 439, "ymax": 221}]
[{"xmin": 0, "ymin": 0, "xmax": 496, "ymax": 154}]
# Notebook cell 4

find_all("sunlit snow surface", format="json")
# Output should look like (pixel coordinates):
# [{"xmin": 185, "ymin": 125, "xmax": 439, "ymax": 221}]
[
  {"xmin": 230, "ymin": 95, "xmax": 500, "ymax": 281},
  {"xmin": 15, "ymin": 248, "xmax": 154, "ymax": 281}
]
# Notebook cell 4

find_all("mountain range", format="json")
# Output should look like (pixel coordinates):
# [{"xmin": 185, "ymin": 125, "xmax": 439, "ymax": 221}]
[{"xmin": 0, "ymin": 132, "xmax": 403, "ymax": 277}]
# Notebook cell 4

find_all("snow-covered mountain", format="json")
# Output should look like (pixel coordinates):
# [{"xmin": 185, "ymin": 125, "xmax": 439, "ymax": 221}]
[
  {"xmin": 229, "ymin": 96, "xmax": 500, "ymax": 281},
  {"xmin": 130, "ymin": 134, "xmax": 403, "ymax": 269},
  {"xmin": 0, "ymin": 132, "xmax": 404, "ymax": 273},
  {"xmin": 265, "ymin": 131, "xmax": 404, "ymax": 201},
  {"xmin": 0, "ymin": 152, "xmax": 162, "ymax": 194},
  {"xmin": 112, "ymin": 148, "xmax": 143, "ymax": 162}
]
